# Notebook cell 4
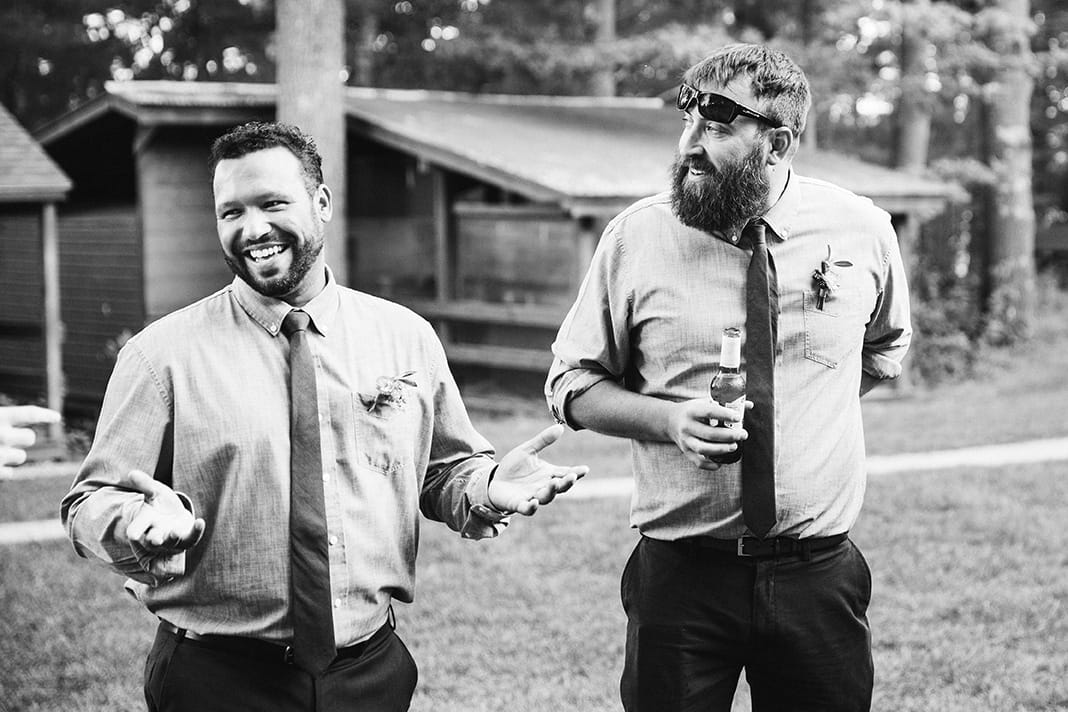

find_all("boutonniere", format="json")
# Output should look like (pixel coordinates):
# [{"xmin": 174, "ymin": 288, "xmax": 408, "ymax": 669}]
[
  {"xmin": 812, "ymin": 245, "xmax": 853, "ymax": 310},
  {"xmin": 361, "ymin": 370, "xmax": 418, "ymax": 413}
]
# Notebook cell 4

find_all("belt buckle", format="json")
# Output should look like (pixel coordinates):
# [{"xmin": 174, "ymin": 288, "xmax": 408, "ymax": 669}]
[{"xmin": 736, "ymin": 538, "xmax": 752, "ymax": 557}]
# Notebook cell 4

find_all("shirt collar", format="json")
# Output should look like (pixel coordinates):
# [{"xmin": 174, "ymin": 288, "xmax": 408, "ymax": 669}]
[
  {"xmin": 759, "ymin": 169, "xmax": 801, "ymax": 243},
  {"xmin": 707, "ymin": 170, "xmax": 799, "ymax": 246},
  {"xmin": 231, "ymin": 266, "xmax": 340, "ymax": 337}
]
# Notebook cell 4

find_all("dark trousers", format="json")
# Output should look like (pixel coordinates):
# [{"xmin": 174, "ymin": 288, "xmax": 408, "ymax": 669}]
[
  {"xmin": 144, "ymin": 622, "xmax": 418, "ymax": 712},
  {"xmin": 621, "ymin": 535, "xmax": 874, "ymax": 712}
]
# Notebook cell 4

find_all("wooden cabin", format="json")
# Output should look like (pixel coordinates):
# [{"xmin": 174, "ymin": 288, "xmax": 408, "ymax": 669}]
[
  {"xmin": 0, "ymin": 102, "xmax": 71, "ymax": 429},
  {"xmin": 34, "ymin": 81, "xmax": 956, "ymax": 412}
]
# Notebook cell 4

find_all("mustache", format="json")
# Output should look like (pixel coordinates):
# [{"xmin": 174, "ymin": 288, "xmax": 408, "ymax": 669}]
[
  {"xmin": 683, "ymin": 155, "xmax": 716, "ymax": 174},
  {"xmin": 237, "ymin": 231, "xmax": 291, "ymax": 252}
]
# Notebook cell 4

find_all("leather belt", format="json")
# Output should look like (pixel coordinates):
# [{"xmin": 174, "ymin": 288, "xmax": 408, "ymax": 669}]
[
  {"xmin": 158, "ymin": 619, "xmax": 390, "ymax": 666},
  {"xmin": 685, "ymin": 532, "xmax": 849, "ymax": 558}
]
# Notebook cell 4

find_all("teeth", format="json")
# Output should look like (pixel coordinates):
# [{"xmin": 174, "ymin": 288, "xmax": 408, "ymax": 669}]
[{"xmin": 248, "ymin": 244, "xmax": 284, "ymax": 261}]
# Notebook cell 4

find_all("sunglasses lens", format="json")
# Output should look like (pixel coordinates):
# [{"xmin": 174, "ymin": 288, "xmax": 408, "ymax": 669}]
[
  {"xmin": 697, "ymin": 94, "xmax": 735, "ymax": 123},
  {"xmin": 676, "ymin": 85, "xmax": 696, "ymax": 111}
]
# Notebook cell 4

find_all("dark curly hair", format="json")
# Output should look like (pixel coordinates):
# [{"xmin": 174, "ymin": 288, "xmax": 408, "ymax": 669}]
[{"xmin": 209, "ymin": 121, "xmax": 324, "ymax": 193}]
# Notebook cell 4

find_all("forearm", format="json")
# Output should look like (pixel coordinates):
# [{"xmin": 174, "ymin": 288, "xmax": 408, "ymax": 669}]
[
  {"xmin": 859, "ymin": 370, "xmax": 884, "ymax": 397},
  {"xmin": 566, "ymin": 379, "xmax": 676, "ymax": 443}
]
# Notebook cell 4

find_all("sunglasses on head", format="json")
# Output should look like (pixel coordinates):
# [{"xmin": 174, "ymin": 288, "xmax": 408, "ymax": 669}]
[{"xmin": 676, "ymin": 84, "xmax": 783, "ymax": 129}]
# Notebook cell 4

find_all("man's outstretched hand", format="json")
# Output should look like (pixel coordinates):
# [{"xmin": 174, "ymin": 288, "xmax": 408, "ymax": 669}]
[
  {"xmin": 0, "ymin": 405, "xmax": 61, "ymax": 474},
  {"xmin": 124, "ymin": 470, "xmax": 205, "ymax": 555},
  {"xmin": 488, "ymin": 424, "xmax": 588, "ymax": 516}
]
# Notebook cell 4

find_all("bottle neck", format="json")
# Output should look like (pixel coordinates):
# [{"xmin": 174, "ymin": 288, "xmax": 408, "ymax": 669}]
[{"xmin": 720, "ymin": 334, "xmax": 742, "ymax": 370}]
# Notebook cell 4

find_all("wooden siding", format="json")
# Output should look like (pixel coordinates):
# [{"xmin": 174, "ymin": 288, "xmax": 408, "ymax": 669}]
[
  {"xmin": 59, "ymin": 206, "xmax": 143, "ymax": 412},
  {"xmin": 0, "ymin": 205, "xmax": 46, "ymax": 396},
  {"xmin": 455, "ymin": 204, "xmax": 578, "ymax": 307},
  {"xmin": 350, "ymin": 216, "xmax": 436, "ymax": 298},
  {"xmin": 138, "ymin": 128, "xmax": 232, "ymax": 320}
]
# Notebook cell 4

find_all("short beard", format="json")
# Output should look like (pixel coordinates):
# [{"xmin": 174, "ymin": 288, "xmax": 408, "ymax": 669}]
[
  {"xmin": 670, "ymin": 141, "xmax": 771, "ymax": 236},
  {"xmin": 224, "ymin": 231, "xmax": 324, "ymax": 299}
]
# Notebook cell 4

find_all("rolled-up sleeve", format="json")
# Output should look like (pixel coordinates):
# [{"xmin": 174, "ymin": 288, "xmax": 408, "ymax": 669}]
[
  {"xmin": 545, "ymin": 222, "xmax": 632, "ymax": 429},
  {"xmin": 60, "ymin": 341, "xmax": 186, "ymax": 585},
  {"xmin": 862, "ymin": 224, "xmax": 913, "ymax": 380},
  {"xmin": 417, "ymin": 325, "xmax": 504, "ymax": 539}
]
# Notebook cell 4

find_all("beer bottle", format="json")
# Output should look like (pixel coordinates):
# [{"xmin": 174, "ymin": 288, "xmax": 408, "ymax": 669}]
[{"xmin": 709, "ymin": 327, "xmax": 745, "ymax": 464}]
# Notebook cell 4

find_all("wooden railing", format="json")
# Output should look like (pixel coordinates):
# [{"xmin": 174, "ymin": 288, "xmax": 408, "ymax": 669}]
[{"xmin": 396, "ymin": 298, "xmax": 568, "ymax": 372}]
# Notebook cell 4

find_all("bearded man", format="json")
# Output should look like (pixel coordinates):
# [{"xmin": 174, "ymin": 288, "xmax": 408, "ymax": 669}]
[
  {"xmin": 63, "ymin": 121, "xmax": 588, "ymax": 712},
  {"xmin": 545, "ymin": 44, "xmax": 912, "ymax": 712}
]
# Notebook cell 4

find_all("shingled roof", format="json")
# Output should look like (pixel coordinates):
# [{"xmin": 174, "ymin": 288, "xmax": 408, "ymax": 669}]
[
  {"xmin": 35, "ymin": 80, "xmax": 956, "ymax": 216},
  {"xmin": 0, "ymin": 103, "xmax": 71, "ymax": 202}
]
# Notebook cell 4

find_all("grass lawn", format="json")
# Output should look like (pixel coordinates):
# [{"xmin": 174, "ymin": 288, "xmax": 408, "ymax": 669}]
[
  {"xmin": 2, "ymin": 464, "xmax": 1066, "ymax": 711},
  {"xmin": 2, "ymin": 292, "xmax": 1066, "ymax": 711}
]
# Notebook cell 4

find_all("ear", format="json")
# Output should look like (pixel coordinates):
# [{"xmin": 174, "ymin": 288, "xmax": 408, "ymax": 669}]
[
  {"xmin": 766, "ymin": 127, "xmax": 795, "ymax": 165},
  {"xmin": 316, "ymin": 184, "xmax": 333, "ymax": 222}
]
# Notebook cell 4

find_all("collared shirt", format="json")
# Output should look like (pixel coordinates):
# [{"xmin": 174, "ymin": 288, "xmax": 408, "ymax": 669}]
[
  {"xmin": 62, "ymin": 269, "xmax": 505, "ymax": 647},
  {"xmin": 545, "ymin": 172, "xmax": 912, "ymax": 540}
]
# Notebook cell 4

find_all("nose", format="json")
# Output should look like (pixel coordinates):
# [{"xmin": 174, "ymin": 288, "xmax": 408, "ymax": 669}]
[
  {"xmin": 241, "ymin": 208, "xmax": 271, "ymax": 242},
  {"xmin": 678, "ymin": 119, "xmax": 703, "ymax": 157}
]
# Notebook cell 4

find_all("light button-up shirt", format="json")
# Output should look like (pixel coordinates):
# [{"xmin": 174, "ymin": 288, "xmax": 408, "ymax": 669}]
[
  {"xmin": 546, "ymin": 172, "xmax": 912, "ymax": 540},
  {"xmin": 63, "ymin": 270, "xmax": 505, "ymax": 648}
]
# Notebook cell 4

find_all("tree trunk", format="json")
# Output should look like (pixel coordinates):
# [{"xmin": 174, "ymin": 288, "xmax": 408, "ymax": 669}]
[
  {"xmin": 799, "ymin": 0, "xmax": 818, "ymax": 149},
  {"xmin": 276, "ymin": 0, "xmax": 349, "ymax": 285},
  {"xmin": 894, "ymin": 0, "xmax": 933, "ymax": 173},
  {"xmin": 982, "ymin": 0, "xmax": 1036, "ymax": 343},
  {"xmin": 589, "ymin": 0, "xmax": 616, "ymax": 97},
  {"xmin": 352, "ymin": 1, "xmax": 379, "ymax": 87}
]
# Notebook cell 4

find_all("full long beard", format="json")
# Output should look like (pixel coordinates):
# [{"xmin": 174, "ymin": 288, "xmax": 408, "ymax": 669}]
[{"xmin": 670, "ymin": 144, "xmax": 770, "ymax": 236}]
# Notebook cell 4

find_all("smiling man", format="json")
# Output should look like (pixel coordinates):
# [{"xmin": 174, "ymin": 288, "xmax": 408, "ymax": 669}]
[
  {"xmin": 62, "ymin": 121, "xmax": 587, "ymax": 712},
  {"xmin": 546, "ymin": 44, "xmax": 912, "ymax": 711}
]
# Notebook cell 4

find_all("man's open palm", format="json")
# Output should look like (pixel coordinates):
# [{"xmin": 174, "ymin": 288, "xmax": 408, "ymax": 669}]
[
  {"xmin": 125, "ymin": 470, "xmax": 205, "ymax": 554},
  {"xmin": 488, "ymin": 424, "xmax": 588, "ymax": 515}
]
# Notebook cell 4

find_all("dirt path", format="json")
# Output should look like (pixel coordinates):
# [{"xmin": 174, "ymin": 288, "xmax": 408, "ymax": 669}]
[{"xmin": 4, "ymin": 436, "xmax": 1067, "ymax": 544}]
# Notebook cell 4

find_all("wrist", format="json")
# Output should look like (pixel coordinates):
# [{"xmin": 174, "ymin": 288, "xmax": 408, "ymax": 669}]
[{"xmin": 484, "ymin": 466, "xmax": 515, "ymax": 515}]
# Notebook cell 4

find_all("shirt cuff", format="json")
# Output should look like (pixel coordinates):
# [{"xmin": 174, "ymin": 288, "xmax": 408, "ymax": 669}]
[
  {"xmin": 462, "ymin": 465, "xmax": 511, "ymax": 537},
  {"xmin": 861, "ymin": 349, "xmax": 905, "ymax": 381},
  {"xmin": 470, "ymin": 466, "xmax": 511, "ymax": 520},
  {"xmin": 545, "ymin": 368, "xmax": 613, "ymax": 431}
]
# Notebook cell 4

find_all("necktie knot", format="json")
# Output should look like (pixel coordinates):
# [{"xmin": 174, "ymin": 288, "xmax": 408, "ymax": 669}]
[
  {"xmin": 743, "ymin": 220, "xmax": 767, "ymax": 249},
  {"xmin": 282, "ymin": 310, "xmax": 311, "ymax": 338}
]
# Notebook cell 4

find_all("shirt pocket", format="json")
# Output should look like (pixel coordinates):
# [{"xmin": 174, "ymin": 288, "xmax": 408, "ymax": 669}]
[
  {"xmin": 802, "ymin": 289, "xmax": 869, "ymax": 368},
  {"xmin": 351, "ymin": 394, "xmax": 419, "ymax": 476}
]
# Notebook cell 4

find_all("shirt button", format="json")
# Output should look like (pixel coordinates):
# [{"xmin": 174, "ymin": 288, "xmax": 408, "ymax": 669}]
[
  {"xmin": 730, "ymin": 234, "xmax": 738, "ymax": 243},
  {"xmin": 329, "ymin": 535, "xmax": 338, "ymax": 546},
  {"xmin": 322, "ymin": 474, "xmax": 330, "ymax": 483},
  {"xmin": 333, "ymin": 598, "xmax": 342, "ymax": 608}
]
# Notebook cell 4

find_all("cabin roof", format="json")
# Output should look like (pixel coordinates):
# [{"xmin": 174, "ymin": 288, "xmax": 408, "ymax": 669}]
[
  {"xmin": 0, "ymin": 103, "xmax": 72, "ymax": 202},
  {"xmin": 35, "ymin": 80, "xmax": 958, "ymax": 216}
]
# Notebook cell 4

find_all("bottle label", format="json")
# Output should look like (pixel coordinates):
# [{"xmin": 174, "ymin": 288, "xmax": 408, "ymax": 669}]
[
  {"xmin": 720, "ymin": 335, "xmax": 742, "ymax": 369},
  {"xmin": 713, "ymin": 396, "xmax": 745, "ymax": 428}
]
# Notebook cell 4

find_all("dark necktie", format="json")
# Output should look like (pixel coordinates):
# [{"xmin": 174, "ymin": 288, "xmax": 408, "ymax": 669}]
[
  {"xmin": 741, "ymin": 222, "xmax": 778, "ymax": 538},
  {"xmin": 281, "ymin": 309, "xmax": 335, "ymax": 674}
]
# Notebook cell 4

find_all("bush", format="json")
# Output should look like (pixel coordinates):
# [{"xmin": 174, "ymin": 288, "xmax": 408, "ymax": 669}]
[
  {"xmin": 908, "ymin": 266, "xmax": 1068, "ymax": 387},
  {"xmin": 908, "ymin": 281, "xmax": 982, "ymax": 385}
]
